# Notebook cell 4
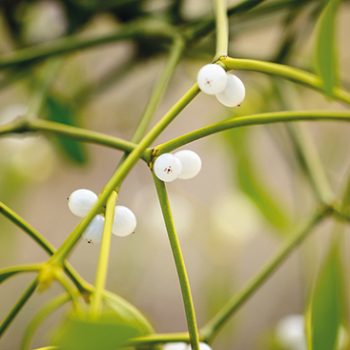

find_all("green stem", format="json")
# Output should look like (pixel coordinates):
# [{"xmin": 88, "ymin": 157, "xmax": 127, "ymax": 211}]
[
  {"xmin": 185, "ymin": 0, "xmax": 264, "ymax": 42},
  {"xmin": 0, "ymin": 279, "xmax": 38, "ymax": 337},
  {"xmin": 220, "ymin": 57, "xmax": 350, "ymax": 104},
  {"xmin": 50, "ymin": 83, "xmax": 199, "ymax": 264},
  {"xmin": 131, "ymin": 38, "xmax": 184, "ymax": 143},
  {"xmin": 214, "ymin": 0, "xmax": 229, "ymax": 59},
  {"xmin": 201, "ymin": 207, "xmax": 330, "ymax": 341},
  {"xmin": 0, "ymin": 20, "xmax": 176, "ymax": 69},
  {"xmin": 0, "ymin": 264, "xmax": 42, "ymax": 284},
  {"xmin": 90, "ymin": 191, "xmax": 117, "ymax": 316},
  {"xmin": 155, "ymin": 110, "xmax": 350, "ymax": 154},
  {"xmin": 21, "ymin": 294, "xmax": 70, "ymax": 350},
  {"xmin": 287, "ymin": 124, "xmax": 333, "ymax": 204},
  {"xmin": 54, "ymin": 273, "xmax": 80, "ymax": 311},
  {"xmin": 153, "ymin": 176, "xmax": 200, "ymax": 350},
  {"xmin": 0, "ymin": 118, "xmax": 145, "ymax": 161}
]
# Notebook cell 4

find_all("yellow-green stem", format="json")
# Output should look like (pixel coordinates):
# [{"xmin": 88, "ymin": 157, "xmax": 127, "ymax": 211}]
[
  {"xmin": 90, "ymin": 191, "xmax": 117, "ymax": 316},
  {"xmin": 156, "ymin": 110, "xmax": 350, "ymax": 154},
  {"xmin": 214, "ymin": 0, "xmax": 229, "ymax": 59},
  {"xmin": 220, "ymin": 57, "xmax": 350, "ymax": 104}
]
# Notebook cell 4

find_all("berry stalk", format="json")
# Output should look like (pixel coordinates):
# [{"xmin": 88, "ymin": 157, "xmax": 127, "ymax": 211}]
[{"xmin": 214, "ymin": 0, "xmax": 229, "ymax": 59}]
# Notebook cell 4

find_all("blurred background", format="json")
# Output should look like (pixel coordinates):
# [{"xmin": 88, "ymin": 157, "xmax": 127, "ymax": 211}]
[{"xmin": 0, "ymin": 0, "xmax": 350, "ymax": 349}]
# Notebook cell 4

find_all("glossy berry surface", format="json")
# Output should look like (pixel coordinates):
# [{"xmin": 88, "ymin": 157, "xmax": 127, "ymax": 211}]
[
  {"xmin": 197, "ymin": 64, "xmax": 228, "ymax": 95},
  {"xmin": 68, "ymin": 189, "xmax": 98, "ymax": 217},
  {"xmin": 83, "ymin": 215, "xmax": 105, "ymax": 244},
  {"xmin": 112, "ymin": 205, "xmax": 137, "ymax": 237},
  {"xmin": 153, "ymin": 153, "xmax": 182, "ymax": 182},
  {"xmin": 174, "ymin": 150, "xmax": 202, "ymax": 180},
  {"xmin": 216, "ymin": 73, "xmax": 245, "ymax": 107}
]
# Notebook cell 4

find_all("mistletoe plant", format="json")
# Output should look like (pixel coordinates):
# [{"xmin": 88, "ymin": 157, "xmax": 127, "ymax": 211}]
[{"xmin": 0, "ymin": 0, "xmax": 350, "ymax": 349}]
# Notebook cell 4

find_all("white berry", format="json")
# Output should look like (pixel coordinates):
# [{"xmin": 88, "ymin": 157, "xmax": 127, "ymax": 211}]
[
  {"xmin": 112, "ymin": 206, "xmax": 137, "ymax": 237},
  {"xmin": 153, "ymin": 153, "xmax": 182, "ymax": 182},
  {"xmin": 68, "ymin": 189, "xmax": 98, "ymax": 217},
  {"xmin": 216, "ymin": 73, "xmax": 245, "ymax": 107},
  {"xmin": 174, "ymin": 150, "xmax": 202, "ymax": 180},
  {"xmin": 197, "ymin": 64, "xmax": 228, "ymax": 95},
  {"xmin": 83, "ymin": 215, "xmax": 105, "ymax": 244},
  {"xmin": 275, "ymin": 314, "xmax": 305, "ymax": 350}
]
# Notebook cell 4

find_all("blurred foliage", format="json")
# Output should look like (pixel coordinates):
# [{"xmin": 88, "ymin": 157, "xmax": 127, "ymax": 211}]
[
  {"xmin": 314, "ymin": 0, "xmax": 340, "ymax": 96},
  {"xmin": 224, "ymin": 128, "xmax": 291, "ymax": 235},
  {"xmin": 45, "ymin": 95, "xmax": 88, "ymax": 165},
  {"xmin": 306, "ymin": 237, "xmax": 347, "ymax": 350},
  {"xmin": 53, "ymin": 311, "xmax": 139, "ymax": 350}
]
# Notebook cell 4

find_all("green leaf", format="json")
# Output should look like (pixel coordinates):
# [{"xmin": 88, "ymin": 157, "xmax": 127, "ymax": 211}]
[
  {"xmin": 314, "ymin": 0, "xmax": 341, "ymax": 96},
  {"xmin": 224, "ymin": 129, "xmax": 291, "ymax": 235},
  {"xmin": 53, "ymin": 312, "xmax": 138, "ymax": 350},
  {"xmin": 45, "ymin": 95, "xmax": 88, "ymax": 165},
  {"xmin": 306, "ymin": 238, "xmax": 346, "ymax": 350},
  {"xmin": 103, "ymin": 291, "xmax": 153, "ymax": 335}
]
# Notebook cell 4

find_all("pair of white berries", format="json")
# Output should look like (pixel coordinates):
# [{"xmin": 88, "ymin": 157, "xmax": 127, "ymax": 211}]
[
  {"xmin": 68, "ymin": 189, "xmax": 137, "ymax": 244},
  {"xmin": 153, "ymin": 150, "xmax": 202, "ymax": 183},
  {"xmin": 197, "ymin": 64, "xmax": 245, "ymax": 107},
  {"xmin": 163, "ymin": 342, "xmax": 212, "ymax": 350}
]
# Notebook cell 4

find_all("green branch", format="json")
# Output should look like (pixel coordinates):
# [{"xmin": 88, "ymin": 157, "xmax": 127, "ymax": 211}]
[
  {"xmin": 220, "ymin": 57, "xmax": 350, "ymax": 104},
  {"xmin": 0, "ymin": 20, "xmax": 176, "ymax": 69},
  {"xmin": 214, "ymin": 0, "xmax": 229, "ymax": 59},
  {"xmin": 153, "ymin": 176, "xmax": 200, "ymax": 350},
  {"xmin": 156, "ymin": 110, "xmax": 350, "ymax": 154},
  {"xmin": 0, "ymin": 264, "xmax": 41, "ymax": 284},
  {"xmin": 0, "ymin": 279, "xmax": 38, "ymax": 337},
  {"xmin": 201, "ymin": 207, "xmax": 331, "ymax": 341},
  {"xmin": 90, "ymin": 191, "xmax": 117, "ymax": 316},
  {"xmin": 0, "ymin": 118, "xmax": 146, "ymax": 160}
]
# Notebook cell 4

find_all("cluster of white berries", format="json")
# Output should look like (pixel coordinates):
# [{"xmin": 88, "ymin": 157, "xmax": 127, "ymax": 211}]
[
  {"xmin": 163, "ymin": 342, "xmax": 212, "ymax": 350},
  {"xmin": 197, "ymin": 64, "xmax": 245, "ymax": 107},
  {"xmin": 68, "ymin": 189, "xmax": 137, "ymax": 244},
  {"xmin": 153, "ymin": 150, "xmax": 202, "ymax": 183}
]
